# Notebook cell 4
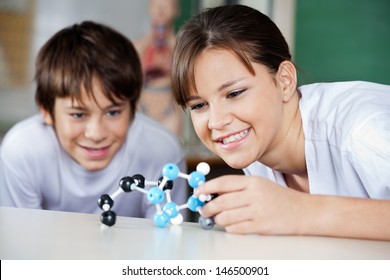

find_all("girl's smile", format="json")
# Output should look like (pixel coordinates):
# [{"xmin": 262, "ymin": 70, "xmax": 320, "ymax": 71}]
[{"xmin": 214, "ymin": 128, "xmax": 251, "ymax": 149}]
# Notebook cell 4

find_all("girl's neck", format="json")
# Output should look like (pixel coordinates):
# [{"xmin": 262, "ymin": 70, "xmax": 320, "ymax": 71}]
[
  {"xmin": 283, "ymin": 172, "xmax": 310, "ymax": 193},
  {"xmin": 263, "ymin": 92, "xmax": 307, "ymax": 176}
]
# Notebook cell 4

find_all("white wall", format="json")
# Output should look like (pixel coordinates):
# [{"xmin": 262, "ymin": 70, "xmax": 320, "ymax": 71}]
[
  {"xmin": 272, "ymin": 0, "xmax": 296, "ymax": 55},
  {"xmin": 31, "ymin": 0, "xmax": 150, "ymax": 84},
  {"xmin": 240, "ymin": 0, "xmax": 296, "ymax": 54}
]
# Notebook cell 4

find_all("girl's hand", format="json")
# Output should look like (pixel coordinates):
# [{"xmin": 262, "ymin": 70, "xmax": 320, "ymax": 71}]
[{"xmin": 196, "ymin": 175, "xmax": 309, "ymax": 235}]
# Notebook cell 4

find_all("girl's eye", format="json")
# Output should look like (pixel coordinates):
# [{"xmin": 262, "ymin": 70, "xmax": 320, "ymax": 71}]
[
  {"xmin": 227, "ymin": 89, "xmax": 246, "ymax": 98},
  {"xmin": 189, "ymin": 102, "xmax": 206, "ymax": 111}
]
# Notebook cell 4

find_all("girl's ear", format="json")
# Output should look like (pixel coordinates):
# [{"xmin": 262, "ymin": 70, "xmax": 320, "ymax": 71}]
[
  {"xmin": 276, "ymin": 60, "xmax": 297, "ymax": 102},
  {"xmin": 40, "ymin": 107, "xmax": 54, "ymax": 126}
]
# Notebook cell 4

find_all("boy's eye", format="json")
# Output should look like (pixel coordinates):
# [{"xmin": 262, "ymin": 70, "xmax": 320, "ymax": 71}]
[
  {"xmin": 107, "ymin": 110, "xmax": 121, "ymax": 117},
  {"xmin": 70, "ymin": 113, "xmax": 85, "ymax": 119}
]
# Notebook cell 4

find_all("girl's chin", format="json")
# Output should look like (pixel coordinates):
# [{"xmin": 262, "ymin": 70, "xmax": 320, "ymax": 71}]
[
  {"xmin": 219, "ymin": 156, "xmax": 251, "ymax": 170},
  {"xmin": 226, "ymin": 162, "xmax": 248, "ymax": 170}
]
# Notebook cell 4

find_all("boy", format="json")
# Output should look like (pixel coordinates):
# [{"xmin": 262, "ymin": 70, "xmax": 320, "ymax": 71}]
[{"xmin": 0, "ymin": 21, "xmax": 188, "ymax": 219}]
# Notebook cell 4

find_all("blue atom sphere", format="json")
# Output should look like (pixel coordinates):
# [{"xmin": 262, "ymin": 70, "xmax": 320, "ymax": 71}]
[
  {"xmin": 162, "ymin": 163, "xmax": 180, "ymax": 180},
  {"xmin": 147, "ymin": 187, "xmax": 165, "ymax": 204},
  {"xmin": 154, "ymin": 212, "xmax": 170, "ymax": 228},
  {"xmin": 163, "ymin": 201, "xmax": 179, "ymax": 218},
  {"xmin": 187, "ymin": 195, "xmax": 205, "ymax": 212},
  {"xmin": 188, "ymin": 171, "xmax": 206, "ymax": 188}
]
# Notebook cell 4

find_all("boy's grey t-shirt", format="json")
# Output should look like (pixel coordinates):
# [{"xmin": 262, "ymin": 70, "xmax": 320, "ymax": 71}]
[{"xmin": 0, "ymin": 112, "xmax": 188, "ymax": 219}]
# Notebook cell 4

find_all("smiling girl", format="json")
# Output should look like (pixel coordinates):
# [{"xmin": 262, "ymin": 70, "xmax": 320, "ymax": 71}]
[{"xmin": 171, "ymin": 5, "xmax": 390, "ymax": 240}]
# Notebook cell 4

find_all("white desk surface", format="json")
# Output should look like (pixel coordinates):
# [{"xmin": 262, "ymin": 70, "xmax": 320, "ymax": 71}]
[{"xmin": 1, "ymin": 206, "xmax": 389, "ymax": 260}]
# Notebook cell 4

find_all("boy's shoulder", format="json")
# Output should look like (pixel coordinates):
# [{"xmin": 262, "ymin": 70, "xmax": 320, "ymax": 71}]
[
  {"xmin": 128, "ymin": 113, "xmax": 184, "ymax": 156},
  {"xmin": 131, "ymin": 113, "xmax": 182, "ymax": 144},
  {"xmin": 1, "ymin": 114, "xmax": 57, "ymax": 157}
]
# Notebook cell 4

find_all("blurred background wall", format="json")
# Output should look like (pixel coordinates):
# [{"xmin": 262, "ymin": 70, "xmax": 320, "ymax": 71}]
[
  {"xmin": 0, "ymin": 0, "xmax": 276, "ymax": 143},
  {"xmin": 295, "ymin": 0, "xmax": 390, "ymax": 85},
  {"xmin": 0, "ymin": 0, "xmax": 150, "ymax": 136},
  {"xmin": 1, "ymin": 0, "xmax": 389, "ymax": 146}
]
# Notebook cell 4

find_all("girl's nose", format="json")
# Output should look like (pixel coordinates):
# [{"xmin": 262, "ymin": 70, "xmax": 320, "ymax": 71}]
[{"xmin": 207, "ymin": 106, "xmax": 233, "ymax": 130}]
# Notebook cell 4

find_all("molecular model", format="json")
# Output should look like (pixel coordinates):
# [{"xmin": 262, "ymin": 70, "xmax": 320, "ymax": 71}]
[{"xmin": 97, "ymin": 162, "xmax": 215, "ymax": 229}]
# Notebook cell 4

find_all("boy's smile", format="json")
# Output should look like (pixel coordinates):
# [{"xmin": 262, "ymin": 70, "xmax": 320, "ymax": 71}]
[
  {"xmin": 42, "ymin": 82, "xmax": 131, "ymax": 171},
  {"xmin": 79, "ymin": 145, "xmax": 111, "ymax": 160}
]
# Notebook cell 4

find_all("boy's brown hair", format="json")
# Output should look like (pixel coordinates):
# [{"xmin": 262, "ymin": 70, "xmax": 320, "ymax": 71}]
[{"xmin": 35, "ymin": 21, "xmax": 142, "ymax": 119}]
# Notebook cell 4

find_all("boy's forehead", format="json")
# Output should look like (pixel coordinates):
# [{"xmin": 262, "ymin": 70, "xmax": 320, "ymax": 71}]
[{"xmin": 65, "ymin": 88, "xmax": 126, "ymax": 108}]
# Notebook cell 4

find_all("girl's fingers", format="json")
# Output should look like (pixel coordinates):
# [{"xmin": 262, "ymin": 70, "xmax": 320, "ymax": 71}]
[
  {"xmin": 201, "ymin": 189, "xmax": 253, "ymax": 218},
  {"xmin": 196, "ymin": 175, "xmax": 249, "ymax": 196},
  {"xmin": 213, "ymin": 204, "xmax": 253, "ymax": 226},
  {"xmin": 225, "ymin": 220, "xmax": 256, "ymax": 234}
]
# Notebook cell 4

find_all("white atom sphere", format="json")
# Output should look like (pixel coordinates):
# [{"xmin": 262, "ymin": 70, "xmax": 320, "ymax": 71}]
[
  {"xmin": 196, "ymin": 162, "xmax": 210, "ymax": 175},
  {"xmin": 170, "ymin": 213, "xmax": 184, "ymax": 225}
]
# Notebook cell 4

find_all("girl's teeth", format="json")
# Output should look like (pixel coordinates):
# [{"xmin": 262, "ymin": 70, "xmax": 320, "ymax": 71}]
[{"xmin": 222, "ymin": 130, "xmax": 248, "ymax": 144}]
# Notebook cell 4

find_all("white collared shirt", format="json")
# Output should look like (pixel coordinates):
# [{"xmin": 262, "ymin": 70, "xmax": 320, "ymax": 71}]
[{"xmin": 244, "ymin": 81, "xmax": 390, "ymax": 199}]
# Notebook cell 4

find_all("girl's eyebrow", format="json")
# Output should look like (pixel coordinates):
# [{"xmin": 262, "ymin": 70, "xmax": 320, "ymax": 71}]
[
  {"xmin": 217, "ymin": 78, "xmax": 245, "ymax": 92},
  {"xmin": 186, "ymin": 78, "xmax": 246, "ymax": 103},
  {"xmin": 186, "ymin": 95, "xmax": 201, "ymax": 102}
]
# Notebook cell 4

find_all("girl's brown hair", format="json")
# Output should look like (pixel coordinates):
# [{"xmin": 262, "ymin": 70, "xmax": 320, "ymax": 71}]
[{"xmin": 171, "ymin": 4, "xmax": 292, "ymax": 108}]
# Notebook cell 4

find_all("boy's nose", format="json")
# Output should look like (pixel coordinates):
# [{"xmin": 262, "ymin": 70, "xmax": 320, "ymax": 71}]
[{"xmin": 84, "ymin": 118, "xmax": 107, "ymax": 142}]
